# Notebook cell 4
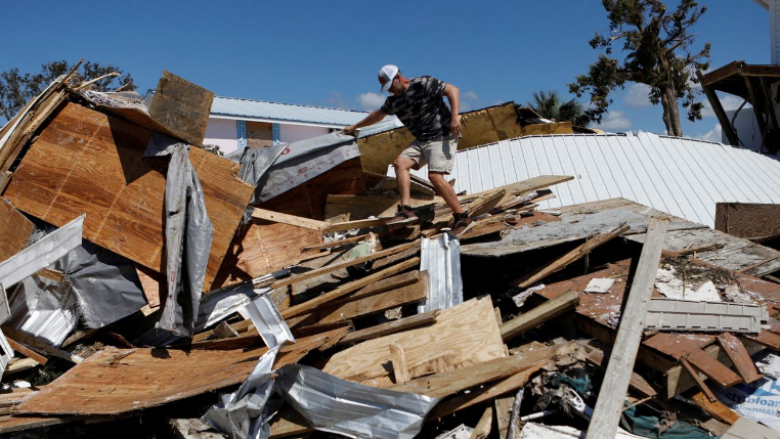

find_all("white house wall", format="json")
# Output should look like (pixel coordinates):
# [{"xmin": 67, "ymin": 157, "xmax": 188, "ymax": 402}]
[
  {"xmin": 203, "ymin": 118, "xmax": 238, "ymax": 155},
  {"xmin": 280, "ymin": 125, "xmax": 330, "ymax": 144}
]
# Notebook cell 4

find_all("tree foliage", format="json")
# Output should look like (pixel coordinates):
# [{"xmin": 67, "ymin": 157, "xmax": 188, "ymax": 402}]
[
  {"xmin": 527, "ymin": 90, "xmax": 592, "ymax": 127},
  {"xmin": 568, "ymin": 0, "xmax": 710, "ymax": 136},
  {"xmin": 0, "ymin": 60, "xmax": 134, "ymax": 121}
]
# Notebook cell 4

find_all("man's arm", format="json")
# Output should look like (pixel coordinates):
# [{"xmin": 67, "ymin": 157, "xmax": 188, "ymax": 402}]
[
  {"xmin": 443, "ymin": 84, "xmax": 461, "ymax": 138},
  {"xmin": 343, "ymin": 109, "xmax": 386, "ymax": 135}
]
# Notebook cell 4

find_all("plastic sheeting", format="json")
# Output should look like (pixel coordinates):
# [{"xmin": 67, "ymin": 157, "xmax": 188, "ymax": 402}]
[
  {"xmin": 59, "ymin": 242, "xmax": 147, "ymax": 329},
  {"xmin": 257, "ymin": 132, "xmax": 360, "ymax": 202},
  {"xmin": 713, "ymin": 375, "xmax": 780, "ymax": 433},
  {"xmin": 418, "ymin": 233, "xmax": 463, "ymax": 314},
  {"xmin": 153, "ymin": 142, "xmax": 215, "ymax": 339},
  {"xmin": 235, "ymin": 144, "xmax": 287, "ymax": 205},
  {"xmin": 0, "ymin": 214, "xmax": 84, "ymax": 288}
]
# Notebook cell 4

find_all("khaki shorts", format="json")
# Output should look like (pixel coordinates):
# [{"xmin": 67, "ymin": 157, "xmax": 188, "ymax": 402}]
[{"xmin": 398, "ymin": 137, "xmax": 459, "ymax": 174}]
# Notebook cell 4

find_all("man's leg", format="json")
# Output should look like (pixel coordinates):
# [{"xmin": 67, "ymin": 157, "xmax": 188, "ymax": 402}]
[
  {"xmin": 393, "ymin": 156, "xmax": 417, "ymax": 207},
  {"xmin": 428, "ymin": 172, "xmax": 463, "ymax": 213}
]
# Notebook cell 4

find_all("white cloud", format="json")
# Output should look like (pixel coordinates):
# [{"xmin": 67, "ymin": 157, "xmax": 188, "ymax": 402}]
[
  {"xmin": 594, "ymin": 110, "xmax": 632, "ymax": 131},
  {"xmin": 693, "ymin": 123, "xmax": 723, "ymax": 143},
  {"xmin": 460, "ymin": 90, "xmax": 481, "ymax": 111},
  {"xmin": 701, "ymin": 95, "xmax": 751, "ymax": 118},
  {"xmin": 463, "ymin": 90, "xmax": 479, "ymax": 101},
  {"xmin": 624, "ymin": 83, "xmax": 652, "ymax": 108},
  {"xmin": 356, "ymin": 92, "xmax": 385, "ymax": 110}
]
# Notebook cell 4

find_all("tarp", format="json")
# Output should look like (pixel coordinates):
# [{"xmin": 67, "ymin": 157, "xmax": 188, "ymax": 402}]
[{"xmin": 714, "ymin": 375, "xmax": 780, "ymax": 433}]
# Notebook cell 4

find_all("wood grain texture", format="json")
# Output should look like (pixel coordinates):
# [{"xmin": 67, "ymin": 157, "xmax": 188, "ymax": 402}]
[
  {"xmin": 715, "ymin": 202, "xmax": 780, "ymax": 241},
  {"xmin": 685, "ymin": 349, "xmax": 743, "ymax": 388},
  {"xmin": 501, "ymin": 290, "xmax": 579, "ymax": 341},
  {"xmin": 0, "ymin": 197, "xmax": 33, "ymax": 264},
  {"xmin": 718, "ymin": 333, "xmax": 763, "ymax": 384},
  {"xmin": 337, "ymin": 309, "xmax": 439, "ymax": 345},
  {"xmin": 258, "ymin": 158, "xmax": 367, "ymax": 220},
  {"xmin": 14, "ymin": 330, "xmax": 334, "ymax": 416},
  {"xmin": 148, "ymin": 70, "xmax": 214, "ymax": 146},
  {"xmin": 4, "ymin": 103, "xmax": 253, "ymax": 290},
  {"xmin": 586, "ymin": 218, "xmax": 668, "ymax": 439},
  {"xmin": 321, "ymin": 296, "xmax": 506, "ymax": 386}
]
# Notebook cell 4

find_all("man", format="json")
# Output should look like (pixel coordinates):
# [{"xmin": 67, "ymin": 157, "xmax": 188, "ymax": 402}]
[{"xmin": 344, "ymin": 65, "xmax": 474, "ymax": 236}]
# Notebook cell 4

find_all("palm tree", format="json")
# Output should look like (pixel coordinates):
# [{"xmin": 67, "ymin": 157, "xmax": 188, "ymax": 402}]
[{"xmin": 528, "ymin": 90, "xmax": 591, "ymax": 127}]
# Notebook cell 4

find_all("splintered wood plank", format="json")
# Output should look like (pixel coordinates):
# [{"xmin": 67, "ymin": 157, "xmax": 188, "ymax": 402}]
[
  {"xmin": 685, "ymin": 349, "xmax": 743, "ymax": 388},
  {"xmin": 681, "ymin": 357, "xmax": 717, "ymax": 402},
  {"xmin": 136, "ymin": 264, "xmax": 161, "ymax": 308},
  {"xmin": 292, "ymin": 271, "xmax": 428, "ymax": 327},
  {"xmin": 691, "ymin": 391, "xmax": 741, "ymax": 425},
  {"xmin": 337, "ymin": 310, "xmax": 439, "ymax": 345},
  {"xmin": 586, "ymin": 218, "xmax": 668, "ymax": 439},
  {"xmin": 389, "ymin": 344, "xmax": 411, "ymax": 384},
  {"xmin": 14, "ymin": 330, "xmax": 333, "ymax": 416},
  {"xmin": 501, "ymin": 290, "xmax": 579, "ymax": 341},
  {"xmin": 322, "ymin": 296, "xmax": 506, "ymax": 386},
  {"xmin": 471, "ymin": 407, "xmax": 493, "ymax": 439},
  {"xmin": 717, "ymin": 333, "xmax": 763, "ymax": 384},
  {"xmin": 4, "ymin": 102, "xmax": 253, "ymax": 290},
  {"xmin": 0, "ymin": 197, "xmax": 33, "ymax": 263},
  {"xmin": 251, "ymin": 208, "xmax": 328, "ymax": 230},
  {"xmin": 212, "ymin": 220, "xmax": 324, "ymax": 289}
]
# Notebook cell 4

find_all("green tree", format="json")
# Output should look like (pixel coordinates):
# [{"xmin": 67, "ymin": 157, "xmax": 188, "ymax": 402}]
[
  {"xmin": 568, "ymin": 0, "xmax": 710, "ymax": 137},
  {"xmin": 527, "ymin": 90, "xmax": 592, "ymax": 127},
  {"xmin": 0, "ymin": 60, "xmax": 134, "ymax": 121}
]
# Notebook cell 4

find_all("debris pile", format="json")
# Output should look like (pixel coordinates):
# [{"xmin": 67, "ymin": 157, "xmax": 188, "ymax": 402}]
[{"xmin": 0, "ymin": 68, "xmax": 779, "ymax": 439}]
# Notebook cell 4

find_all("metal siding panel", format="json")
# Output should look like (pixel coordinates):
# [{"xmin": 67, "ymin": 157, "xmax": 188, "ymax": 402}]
[
  {"xmin": 556, "ymin": 136, "xmax": 589, "ymax": 207},
  {"xmin": 650, "ymin": 135, "xmax": 711, "ymax": 225},
  {"xmin": 690, "ymin": 141, "xmax": 746, "ymax": 202},
  {"xmin": 601, "ymin": 135, "xmax": 638, "ymax": 202},
  {"xmin": 707, "ymin": 143, "xmax": 765, "ymax": 203},
  {"xmin": 735, "ymin": 149, "xmax": 780, "ymax": 203},
  {"xmin": 581, "ymin": 135, "xmax": 618, "ymax": 200},
  {"xmin": 726, "ymin": 146, "xmax": 776, "ymax": 203},
  {"xmin": 609, "ymin": 135, "xmax": 659, "ymax": 209},
  {"xmin": 632, "ymin": 134, "xmax": 683, "ymax": 217}
]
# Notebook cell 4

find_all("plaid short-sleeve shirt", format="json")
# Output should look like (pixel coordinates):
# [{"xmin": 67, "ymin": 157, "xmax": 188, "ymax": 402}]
[{"xmin": 380, "ymin": 76, "xmax": 451, "ymax": 142}]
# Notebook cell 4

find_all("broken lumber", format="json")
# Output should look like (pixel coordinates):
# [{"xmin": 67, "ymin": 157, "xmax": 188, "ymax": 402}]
[
  {"xmin": 511, "ymin": 223, "xmax": 629, "ymax": 288},
  {"xmin": 501, "ymin": 290, "xmax": 579, "ymax": 342},
  {"xmin": 684, "ymin": 349, "xmax": 743, "ymax": 388},
  {"xmin": 717, "ymin": 333, "xmax": 763, "ymax": 384},
  {"xmin": 389, "ymin": 344, "xmax": 411, "ymax": 384},
  {"xmin": 681, "ymin": 357, "xmax": 717, "ymax": 403},
  {"xmin": 251, "ymin": 208, "xmax": 329, "ymax": 230},
  {"xmin": 337, "ymin": 310, "xmax": 440, "ymax": 345},
  {"xmin": 585, "ymin": 217, "xmax": 668, "ymax": 439}
]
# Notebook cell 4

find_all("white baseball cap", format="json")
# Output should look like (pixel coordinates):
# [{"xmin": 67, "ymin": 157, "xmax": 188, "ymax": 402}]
[{"xmin": 378, "ymin": 64, "xmax": 399, "ymax": 93}]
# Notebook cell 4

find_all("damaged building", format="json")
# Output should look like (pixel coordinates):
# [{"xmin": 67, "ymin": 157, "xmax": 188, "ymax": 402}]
[{"xmin": 0, "ymin": 65, "xmax": 779, "ymax": 439}]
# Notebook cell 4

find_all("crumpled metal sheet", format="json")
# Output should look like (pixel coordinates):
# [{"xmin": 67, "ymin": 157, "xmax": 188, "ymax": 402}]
[
  {"xmin": 59, "ymin": 241, "xmax": 147, "ymax": 329},
  {"xmin": 418, "ymin": 233, "xmax": 463, "ymax": 314},
  {"xmin": 203, "ymin": 293, "xmax": 294, "ymax": 439},
  {"xmin": 235, "ymin": 144, "xmax": 287, "ymax": 205},
  {"xmin": 155, "ymin": 143, "xmax": 215, "ymax": 339},
  {"xmin": 195, "ymin": 282, "xmax": 263, "ymax": 332},
  {"xmin": 7, "ymin": 275, "xmax": 78, "ymax": 347},
  {"xmin": 276, "ymin": 364, "xmax": 439, "ymax": 439},
  {"xmin": 0, "ymin": 284, "xmax": 14, "ymax": 378},
  {"xmin": 0, "ymin": 214, "xmax": 84, "ymax": 288},
  {"xmin": 258, "ymin": 132, "xmax": 360, "ymax": 202}
]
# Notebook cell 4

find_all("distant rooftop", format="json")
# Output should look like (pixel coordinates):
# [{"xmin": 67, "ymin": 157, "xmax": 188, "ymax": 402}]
[{"xmin": 209, "ymin": 95, "xmax": 391, "ymax": 128}]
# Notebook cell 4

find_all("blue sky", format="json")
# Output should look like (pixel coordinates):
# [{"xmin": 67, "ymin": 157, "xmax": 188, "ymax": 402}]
[{"xmin": 0, "ymin": 1, "xmax": 769, "ymax": 141}]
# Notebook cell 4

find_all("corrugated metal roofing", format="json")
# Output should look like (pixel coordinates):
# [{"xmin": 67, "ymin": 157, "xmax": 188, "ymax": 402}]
[
  {"xmin": 402, "ymin": 132, "xmax": 780, "ymax": 228},
  {"xmin": 211, "ymin": 95, "xmax": 390, "ymax": 127}
]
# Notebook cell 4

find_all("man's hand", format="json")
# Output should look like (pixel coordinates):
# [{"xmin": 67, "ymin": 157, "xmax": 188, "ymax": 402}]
[
  {"xmin": 343, "ymin": 125, "xmax": 357, "ymax": 136},
  {"xmin": 450, "ymin": 115, "xmax": 462, "ymax": 138}
]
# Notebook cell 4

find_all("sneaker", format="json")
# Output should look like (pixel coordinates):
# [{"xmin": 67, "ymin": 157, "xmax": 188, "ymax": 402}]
[
  {"xmin": 450, "ymin": 213, "xmax": 475, "ymax": 236},
  {"xmin": 387, "ymin": 205, "xmax": 419, "ymax": 226}
]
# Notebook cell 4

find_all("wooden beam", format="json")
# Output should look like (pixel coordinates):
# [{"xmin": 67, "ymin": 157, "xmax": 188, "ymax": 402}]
[
  {"xmin": 4, "ymin": 338, "xmax": 47, "ymax": 365},
  {"xmin": 470, "ymin": 407, "xmax": 493, "ymax": 439},
  {"xmin": 494, "ymin": 395, "xmax": 513, "ymax": 439},
  {"xmin": 251, "ymin": 208, "xmax": 328, "ymax": 230},
  {"xmin": 685, "ymin": 349, "xmax": 743, "ymax": 388},
  {"xmin": 280, "ymin": 257, "xmax": 419, "ymax": 319},
  {"xmin": 697, "ymin": 69, "xmax": 740, "ymax": 146},
  {"xmin": 717, "ymin": 333, "xmax": 763, "ymax": 384},
  {"xmin": 512, "ymin": 223, "xmax": 629, "ymax": 288},
  {"xmin": 691, "ymin": 391, "xmax": 741, "ymax": 425},
  {"xmin": 585, "ymin": 218, "xmax": 668, "ymax": 439},
  {"xmin": 337, "ymin": 310, "xmax": 439, "ymax": 345},
  {"xmin": 322, "ymin": 218, "xmax": 389, "ymax": 234},
  {"xmin": 1, "ymin": 326, "xmax": 82, "ymax": 364},
  {"xmin": 501, "ymin": 290, "xmax": 579, "ymax": 342},
  {"xmin": 389, "ymin": 344, "xmax": 411, "ymax": 384},
  {"xmin": 300, "ymin": 232, "xmax": 386, "ymax": 252},
  {"xmin": 681, "ymin": 357, "xmax": 717, "ymax": 403},
  {"xmin": 265, "ymin": 240, "xmax": 420, "ymax": 290},
  {"xmin": 586, "ymin": 348, "xmax": 657, "ymax": 398}
]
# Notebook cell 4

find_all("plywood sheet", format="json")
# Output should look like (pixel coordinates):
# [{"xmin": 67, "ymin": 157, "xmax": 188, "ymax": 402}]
[
  {"xmin": 521, "ymin": 121, "xmax": 573, "ymax": 136},
  {"xmin": 14, "ymin": 330, "xmax": 338, "ymax": 416},
  {"xmin": 715, "ymin": 202, "xmax": 780, "ymax": 241},
  {"xmin": 211, "ymin": 220, "xmax": 323, "ymax": 289},
  {"xmin": 321, "ymin": 296, "xmax": 506, "ymax": 387},
  {"xmin": 0, "ymin": 197, "xmax": 33, "ymax": 264},
  {"xmin": 4, "ymin": 102, "xmax": 253, "ymax": 291},
  {"xmin": 148, "ymin": 70, "xmax": 215, "ymax": 146},
  {"xmin": 259, "ymin": 157, "xmax": 367, "ymax": 220}
]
